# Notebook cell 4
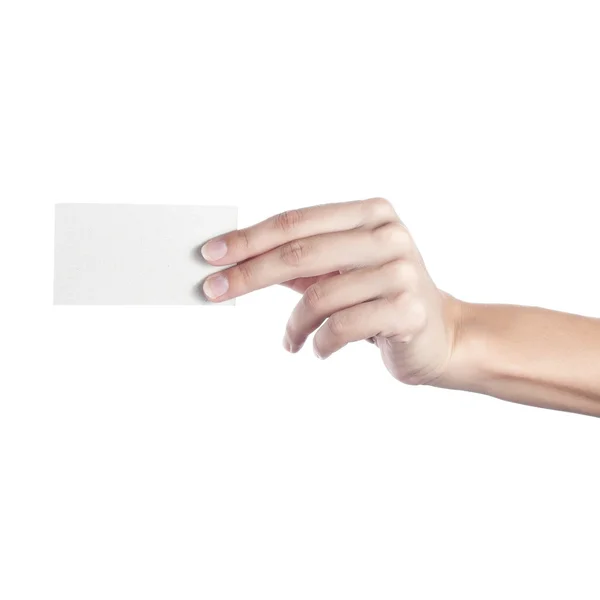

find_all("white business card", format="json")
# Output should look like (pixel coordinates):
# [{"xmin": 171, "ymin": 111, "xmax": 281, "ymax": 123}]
[{"xmin": 53, "ymin": 203, "xmax": 237, "ymax": 305}]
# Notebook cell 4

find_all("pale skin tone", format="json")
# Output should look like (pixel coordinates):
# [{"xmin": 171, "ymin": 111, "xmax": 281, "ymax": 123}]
[{"xmin": 200, "ymin": 198, "xmax": 600, "ymax": 418}]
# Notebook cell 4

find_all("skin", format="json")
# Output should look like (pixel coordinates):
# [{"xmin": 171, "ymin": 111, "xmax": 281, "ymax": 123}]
[{"xmin": 200, "ymin": 198, "xmax": 600, "ymax": 418}]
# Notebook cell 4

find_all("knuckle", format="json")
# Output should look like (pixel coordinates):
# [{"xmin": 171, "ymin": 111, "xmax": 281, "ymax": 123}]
[
  {"xmin": 304, "ymin": 283, "xmax": 324, "ymax": 310},
  {"xmin": 386, "ymin": 260, "xmax": 419, "ymax": 290},
  {"xmin": 374, "ymin": 222, "xmax": 411, "ymax": 252},
  {"xmin": 389, "ymin": 294, "xmax": 427, "ymax": 340},
  {"xmin": 274, "ymin": 209, "xmax": 304, "ymax": 232},
  {"xmin": 236, "ymin": 228, "xmax": 251, "ymax": 250},
  {"xmin": 414, "ymin": 310, "xmax": 428, "ymax": 334},
  {"xmin": 280, "ymin": 240, "xmax": 309, "ymax": 267},
  {"xmin": 362, "ymin": 197, "xmax": 396, "ymax": 222},
  {"xmin": 405, "ymin": 298, "xmax": 428, "ymax": 333},
  {"xmin": 327, "ymin": 312, "xmax": 347, "ymax": 337},
  {"xmin": 236, "ymin": 261, "xmax": 253, "ymax": 284}
]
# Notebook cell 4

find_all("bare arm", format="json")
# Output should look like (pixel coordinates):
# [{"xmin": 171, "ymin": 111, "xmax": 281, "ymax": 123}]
[{"xmin": 438, "ymin": 301, "xmax": 600, "ymax": 417}]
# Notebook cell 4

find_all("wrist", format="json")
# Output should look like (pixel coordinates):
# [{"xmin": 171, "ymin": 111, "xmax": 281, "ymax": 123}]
[{"xmin": 432, "ymin": 297, "xmax": 492, "ymax": 393}]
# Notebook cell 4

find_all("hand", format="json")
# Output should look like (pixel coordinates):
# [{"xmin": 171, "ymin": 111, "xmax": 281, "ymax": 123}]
[{"xmin": 200, "ymin": 198, "xmax": 462, "ymax": 386}]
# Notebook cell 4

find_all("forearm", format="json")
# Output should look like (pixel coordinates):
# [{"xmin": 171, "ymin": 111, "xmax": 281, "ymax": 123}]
[{"xmin": 440, "ymin": 301, "xmax": 600, "ymax": 417}]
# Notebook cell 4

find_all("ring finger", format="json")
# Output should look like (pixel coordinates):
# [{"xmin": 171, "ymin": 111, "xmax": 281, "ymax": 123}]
[
  {"xmin": 312, "ymin": 298, "xmax": 397, "ymax": 359},
  {"xmin": 284, "ymin": 259, "xmax": 417, "ymax": 351}
]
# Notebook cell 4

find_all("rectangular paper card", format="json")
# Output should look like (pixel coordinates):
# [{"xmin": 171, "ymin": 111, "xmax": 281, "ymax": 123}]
[{"xmin": 53, "ymin": 203, "xmax": 238, "ymax": 305}]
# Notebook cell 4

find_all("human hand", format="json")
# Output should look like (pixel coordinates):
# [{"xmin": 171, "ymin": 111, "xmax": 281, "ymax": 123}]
[{"xmin": 200, "ymin": 198, "xmax": 462, "ymax": 386}]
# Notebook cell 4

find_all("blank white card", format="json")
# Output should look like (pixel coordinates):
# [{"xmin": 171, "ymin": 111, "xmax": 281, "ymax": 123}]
[{"xmin": 53, "ymin": 203, "xmax": 238, "ymax": 305}]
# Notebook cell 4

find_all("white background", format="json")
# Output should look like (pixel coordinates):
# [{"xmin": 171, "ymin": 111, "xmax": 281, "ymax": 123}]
[{"xmin": 1, "ymin": 1, "xmax": 599, "ymax": 598}]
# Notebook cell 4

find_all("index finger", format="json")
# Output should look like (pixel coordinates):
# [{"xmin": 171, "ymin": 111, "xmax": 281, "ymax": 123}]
[{"xmin": 200, "ymin": 197, "xmax": 397, "ymax": 265}]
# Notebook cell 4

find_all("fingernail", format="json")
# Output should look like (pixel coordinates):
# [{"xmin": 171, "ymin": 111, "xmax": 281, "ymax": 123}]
[
  {"xmin": 314, "ymin": 345, "xmax": 325, "ymax": 360},
  {"xmin": 203, "ymin": 274, "xmax": 229, "ymax": 299},
  {"xmin": 283, "ymin": 335, "xmax": 291, "ymax": 352},
  {"xmin": 201, "ymin": 239, "xmax": 228, "ymax": 261}
]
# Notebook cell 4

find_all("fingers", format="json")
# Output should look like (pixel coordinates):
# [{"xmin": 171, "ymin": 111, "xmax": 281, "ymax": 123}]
[
  {"xmin": 202, "ymin": 223, "xmax": 412, "ymax": 302},
  {"xmin": 313, "ymin": 293, "xmax": 428, "ymax": 360},
  {"xmin": 200, "ymin": 197, "xmax": 398, "ymax": 266},
  {"xmin": 280, "ymin": 273, "xmax": 338, "ymax": 294},
  {"xmin": 311, "ymin": 299, "xmax": 392, "ymax": 359},
  {"xmin": 284, "ymin": 260, "xmax": 418, "ymax": 351}
]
